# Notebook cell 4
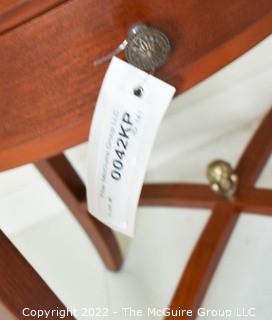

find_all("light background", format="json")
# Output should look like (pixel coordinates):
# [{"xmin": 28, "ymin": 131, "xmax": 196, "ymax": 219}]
[{"xmin": 0, "ymin": 35, "xmax": 272, "ymax": 319}]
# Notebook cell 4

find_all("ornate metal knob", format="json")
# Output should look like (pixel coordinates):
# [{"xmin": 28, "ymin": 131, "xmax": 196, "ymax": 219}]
[
  {"xmin": 207, "ymin": 160, "xmax": 239, "ymax": 199},
  {"xmin": 93, "ymin": 23, "xmax": 171, "ymax": 73},
  {"xmin": 125, "ymin": 23, "xmax": 171, "ymax": 72}
]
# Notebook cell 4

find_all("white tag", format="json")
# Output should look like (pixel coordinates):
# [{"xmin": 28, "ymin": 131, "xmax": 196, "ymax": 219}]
[{"xmin": 87, "ymin": 57, "xmax": 175, "ymax": 236}]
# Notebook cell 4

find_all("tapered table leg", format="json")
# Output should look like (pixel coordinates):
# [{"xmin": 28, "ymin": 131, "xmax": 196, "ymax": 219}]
[
  {"xmin": 35, "ymin": 153, "xmax": 122, "ymax": 271},
  {"xmin": 0, "ymin": 230, "xmax": 75, "ymax": 320}
]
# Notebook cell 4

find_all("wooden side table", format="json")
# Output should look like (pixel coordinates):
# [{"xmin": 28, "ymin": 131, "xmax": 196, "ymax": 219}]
[{"xmin": 0, "ymin": 1, "xmax": 271, "ymax": 319}]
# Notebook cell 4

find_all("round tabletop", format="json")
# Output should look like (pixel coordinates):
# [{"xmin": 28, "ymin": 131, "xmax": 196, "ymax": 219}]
[{"xmin": 0, "ymin": 0, "xmax": 271, "ymax": 171}]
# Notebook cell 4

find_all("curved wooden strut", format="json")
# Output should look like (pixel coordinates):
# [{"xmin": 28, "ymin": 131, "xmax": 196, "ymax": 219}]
[
  {"xmin": 139, "ymin": 107, "xmax": 272, "ymax": 319},
  {"xmin": 35, "ymin": 154, "xmax": 123, "ymax": 272}
]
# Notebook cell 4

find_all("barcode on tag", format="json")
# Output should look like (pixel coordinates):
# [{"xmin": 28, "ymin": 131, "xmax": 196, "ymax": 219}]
[{"xmin": 87, "ymin": 57, "xmax": 175, "ymax": 236}]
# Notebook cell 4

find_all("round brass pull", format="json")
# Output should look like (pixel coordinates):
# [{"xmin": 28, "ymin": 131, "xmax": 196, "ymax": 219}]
[{"xmin": 207, "ymin": 160, "xmax": 239, "ymax": 199}]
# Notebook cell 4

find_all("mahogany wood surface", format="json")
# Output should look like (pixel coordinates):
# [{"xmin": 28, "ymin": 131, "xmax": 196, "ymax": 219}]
[
  {"xmin": 0, "ymin": 0, "xmax": 67, "ymax": 34},
  {"xmin": 140, "ymin": 184, "xmax": 272, "ymax": 216},
  {"xmin": 140, "ymin": 184, "xmax": 218, "ymax": 209},
  {"xmin": 0, "ymin": 0, "xmax": 271, "ymax": 170},
  {"xmin": 236, "ymin": 188, "xmax": 272, "ymax": 216},
  {"xmin": 0, "ymin": 230, "xmax": 75, "ymax": 320},
  {"xmin": 35, "ymin": 153, "xmax": 122, "ymax": 271},
  {"xmin": 168, "ymin": 203, "xmax": 239, "ymax": 319}
]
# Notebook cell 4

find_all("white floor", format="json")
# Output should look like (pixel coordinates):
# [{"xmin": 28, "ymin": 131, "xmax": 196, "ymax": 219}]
[{"xmin": 1, "ymin": 36, "xmax": 272, "ymax": 320}]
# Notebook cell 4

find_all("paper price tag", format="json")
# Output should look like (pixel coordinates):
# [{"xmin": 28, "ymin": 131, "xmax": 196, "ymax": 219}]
[{"xmin": 87, "ymin": 57, "xmax": 175, "ymax": 236}]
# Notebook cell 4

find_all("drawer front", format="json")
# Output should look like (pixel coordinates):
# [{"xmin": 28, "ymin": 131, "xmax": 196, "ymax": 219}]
[{"xmin": 0, "ymin": 0, "xmax": 271, "ymax": 170}]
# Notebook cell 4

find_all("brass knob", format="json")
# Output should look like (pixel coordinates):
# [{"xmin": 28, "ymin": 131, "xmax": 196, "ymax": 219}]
[{"xmin": 207, "ymin": 160, "xmax": 239, "ymax": 199}]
